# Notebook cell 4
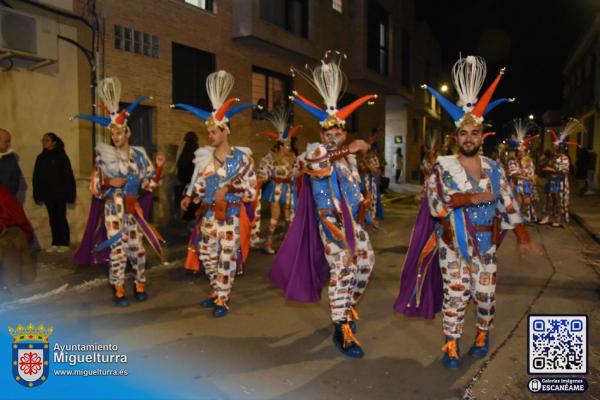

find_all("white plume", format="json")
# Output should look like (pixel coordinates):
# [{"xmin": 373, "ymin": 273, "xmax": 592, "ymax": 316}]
[
  {"xmin": 560, "ymin": 118, "xmax": 586, "ymax": 141},
  {"xmin": 98, "ymin": 77, "xmax": 122, "ymax": 114},
  {"xmin": 265, "ymin": 107, "xmax": 290, "ymax": 133},
  {"xmin": 206, "ymin": 70, "xmax": 235, "ymax": 111},
  {"xmin": 452, "ymin": 55, "xmax": 486, "ymax": 110},
  {"xmin": 292, "ymin": 50, "xmax": 347, "ymax": 112}
]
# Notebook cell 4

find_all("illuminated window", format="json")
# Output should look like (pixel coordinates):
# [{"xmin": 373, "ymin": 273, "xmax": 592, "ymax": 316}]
[
  {"xmin": 184, "ymin": 0, "xmax": 213, "ymax": 12},
  {"xmin": 333, "ymin": 0, "xmax": 342, "ymax": 13}
]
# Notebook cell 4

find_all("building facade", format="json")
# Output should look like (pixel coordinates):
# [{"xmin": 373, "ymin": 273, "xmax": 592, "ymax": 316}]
[
  {"xmin": 1, "ymin": 0, "xmax": 443, "ymax": 246},
  {"xmin": 563, "ymin": 14, "xmax": 600, "ymax": 190}
]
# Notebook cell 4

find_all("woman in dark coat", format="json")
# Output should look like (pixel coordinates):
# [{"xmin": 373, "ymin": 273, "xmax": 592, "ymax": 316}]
[
  {"xmin": 33, "ymin": 133, "xmax": 76, "ymax": 252},
  {"xmin": 176, "ymin": 131, "xmax": 199, "ymax": 221}
]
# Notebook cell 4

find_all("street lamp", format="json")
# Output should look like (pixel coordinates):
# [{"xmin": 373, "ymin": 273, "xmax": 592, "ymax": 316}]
[
  {"xmin": 440, "ymin": 84, "xmax": 449, "ymax": 93},
  {"xmin": 528, "ymin": 114, "xmax": 535, "ymax": 120}
]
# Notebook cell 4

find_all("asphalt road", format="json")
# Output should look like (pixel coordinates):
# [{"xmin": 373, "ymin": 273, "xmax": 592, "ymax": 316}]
[{"xmin": 1, "ymin": 198, "xmax": 598, "ymax": 400}]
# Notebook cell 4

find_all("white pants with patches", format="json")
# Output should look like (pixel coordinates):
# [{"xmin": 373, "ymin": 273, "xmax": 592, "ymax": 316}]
[
  {"xmin": 438, "ymin": 240, "xmax": 497, "ymax": 339},
  {"xmin": 199, "ymin": 214, "xmax": 240, "ymax": 302},
  {"xmin": 104, "ymin": 201, "xmax": 146, "ymax": 287},
  {"xmin": 318, "ymin": 217, "xmax": 375, "ymax": 323}
]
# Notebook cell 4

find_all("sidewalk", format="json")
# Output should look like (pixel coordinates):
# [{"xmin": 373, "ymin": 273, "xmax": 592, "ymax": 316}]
[
  {"xmin": 0, "ymin": 223, "xmax": 191, "ymax": 305},
  {"xmin": 570, "ymin": 192, "xmax": 600, "ymax": 244}
]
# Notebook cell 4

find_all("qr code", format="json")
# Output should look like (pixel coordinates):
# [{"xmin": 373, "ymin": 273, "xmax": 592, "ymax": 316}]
[{"xmin": 528, "ymin": 315, "xmax": 587, "ymax": 374}]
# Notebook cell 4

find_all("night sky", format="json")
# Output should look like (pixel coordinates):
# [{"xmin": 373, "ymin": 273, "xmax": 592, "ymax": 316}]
[{"xmin": 415, "ymin": 0, "xmax": 600, "ymax": 136}]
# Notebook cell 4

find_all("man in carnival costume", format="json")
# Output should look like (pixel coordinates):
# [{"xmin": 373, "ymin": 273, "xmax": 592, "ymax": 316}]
[
  {"xmin": 270, "ymin": 51, "xmax": 377, "ymax": 358},
  {"xmin": 176, "ymin": 70, "xmax": 257, "ymax": 318},
  {"xmin": 506, "ymin": 119, "xmax": 540, "ymax": 223},
  {"xmin": 538, "ymin": 118, "xmax": 584, "ymax": 227},
  {"xmin": 394, "ymin": 55, "xmax": 541, "ymax": 368},
  {"xmin": 358, "ymin": 141, "xmax": 384, "ymax": 226},
  {"xmin": 72, "ymin": 77, "xmax": 164, "ymax": 306},
  {"xmin": 255, "ymin": 107, "xmax": 301, "ymax": 254}
]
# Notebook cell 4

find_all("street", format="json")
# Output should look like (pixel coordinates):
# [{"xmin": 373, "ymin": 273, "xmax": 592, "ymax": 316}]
[{"xmin": 1, "ymin": 197, "xmax": 599, "ymax": 400}]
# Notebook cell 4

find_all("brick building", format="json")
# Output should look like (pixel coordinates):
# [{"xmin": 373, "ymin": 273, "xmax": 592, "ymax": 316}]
[
  {"xmin": 1, "ymin": 0, "xmax": 444, "ymax": 246},
  {"xmin": 563, "ymin": 14, "xmax": 600, "ymax": 191}
]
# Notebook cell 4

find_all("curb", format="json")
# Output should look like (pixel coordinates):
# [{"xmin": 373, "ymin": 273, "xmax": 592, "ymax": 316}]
[
  {"xmin": 570, "ymin": 211, "xmax": 600, "ymax": 245},
  {"xmin": 381, "ymin": 193, "xmax": 416, "ymax": 205}
]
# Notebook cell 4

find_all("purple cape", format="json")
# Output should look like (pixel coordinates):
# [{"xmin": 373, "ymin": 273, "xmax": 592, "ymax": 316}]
[
  {"xmin": 268, "ymin": 175, "xmax": 330, "ymax": 302},
  {"xmin": 72, "ymin": 193, "xmax": 153, "ymax": 266},
  {"xmin": 393, "ymin": 196, "xmax": 443, "ymax": 319}
]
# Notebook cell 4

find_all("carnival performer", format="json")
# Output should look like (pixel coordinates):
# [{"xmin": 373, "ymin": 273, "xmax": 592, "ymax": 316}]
[
  {"xmin": 359, "ymin": 148, "xmax": 384, "ymax": 225},
  {"xmin": 72, "ymin": 77, "xmax": 164, "ymax": 306},
  {"xmin": 538, "ymin": 119, "xmax": 584, "ymax": 227},
  {"xmin": 175, "ymin": 70, "xmax": 257, "ymax": 318},
  {"xmin": 394, "ymin": 55, "xmax": 539, "ymax": 369},
  {"xmin": 270, "ymin": 51, "xmax": 377, "ymax": 358},
  {"xmin": 506, "ymin": 119, "xmax": 540, "ymax": 223},
  {"xmin": 256, "ymin": 108, "xmax": 301, "ymax": 254}
]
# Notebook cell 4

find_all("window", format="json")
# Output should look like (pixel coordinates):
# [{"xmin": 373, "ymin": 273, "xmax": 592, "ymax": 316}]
[
  {"xmin": 260, "ymin": 0, "xmax": 309, "ymax": 39},
  {"xmin": 151, "ymin": 35, "xmax": 160, "ymax": 58},
  {"xmin": 339, "ymin": 93, "xmax": 358, "ymax": 132},
  {"xmin": 401, "ymin": 28, "xmax": 411, "ymax": 87},
  {"xmin": 332, "ymin": 0, "xmax": 342, "ymax": 13},
  {"xmin": 124, "ymin": 27, "xmax": 133, "ymax": 52},
  {"xmin": 114, "ymin": 25, "xmax": 122, "ymax": 49},
  {"xmin": 133, "ymin": 30, "xmax": 142, "ymax": 54},
  {"xmin": 143, "ymin": 33, "xmax": 151, "ymax": 56},
  {"xmin": 172, "ymin": 43, "xmax": 216, "ymax": 110},
  {"xmin": 252, "ymin": 66, "xmax": 291, "ymax": 119},
  {"xmin": 367, "ymin": 0, "xmax": 389, "ymax": 75},
  {"xmin": 183, "ymin": 0, "xmax": 213, "ymax": 12},
  {"xmin": 114, "ymin": 25, "xmax": 159, "ymax": 58}
]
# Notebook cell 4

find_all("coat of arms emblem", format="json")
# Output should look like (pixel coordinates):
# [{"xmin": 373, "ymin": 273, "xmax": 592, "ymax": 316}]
[{"xmin": 8, "ymin": 323, "xmax": 53, "ymax": 388}]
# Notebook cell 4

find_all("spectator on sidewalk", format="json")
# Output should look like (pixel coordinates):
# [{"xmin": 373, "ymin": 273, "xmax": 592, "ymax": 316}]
[
  {"xmin": 175, "ymin": 131, "xmax": 199, "ymax": 224},
  {"xmin": 33, "ymin": 133, "xmax": 76, "ymax": 253},
  {"xmin": 0, "ymin": 128, "xmax": 24, "ymax": 199},
  {"xmin": 575, "ymin": 147, "xmax": 590, "ymax": 196},
  {"xmin": 0, "ymin": 185, "xmax": 36, "ymax": 294},
  {"xmin": 395, "ymin": 147, "xmax": 403, "ymax": 184}
]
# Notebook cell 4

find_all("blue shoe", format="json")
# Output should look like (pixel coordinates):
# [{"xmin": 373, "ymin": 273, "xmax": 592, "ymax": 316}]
[
  {"xmin": 200, "ymin": 292, "xmax": 217, "ymax": 308},
  {"xmin": 133, "ymin": 282, "xmax": 148, "ymax": 302},
  {"xmin": 200, "ymin": 297, "xmax": 216, "ymax": 308},
  {"xmin": 332, "ymin": 322, "xmax": 364, "ymax": 358},
  {"xmin": 441, "ymin": 338, "xmax": 461, "ymax": 369},
  {"xmin": 468, "ymin": 330, "xmax": 489, "ymax": 358},
  {"xmin": 212, "ymin": 299, "xmax": 229, "ymax": 318},
  {"xmin": 112, "ymin": 285, "xmax": 130, "ymax": 307}
]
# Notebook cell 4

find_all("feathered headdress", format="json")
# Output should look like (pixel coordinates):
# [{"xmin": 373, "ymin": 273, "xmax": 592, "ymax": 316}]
[
  {"xmin": 483, "ymin": 132, "xmax": 496, "ymax": 142},
  {"xmin": 547, "ymin": 118, "xmax": 585, "ymax": 148},
  {"xmin": 423, "ymin": 131, "xmax": 441, "ymax": 154},
  {"xmin": 506, "ymin": 119, "xmax": 540, "ymax": 150},
  {"xmin": 171, "ymin": 70, "xmax": 256, "ymax": 130},
  {"xmin": 258, "ymin": 107, "xmax": 302, "ymax": 143},
  {"xmin": 290, "ymin": 50, "xmax": 377, "ymax": 129},
  {"xmin": 421, "ymin": 55, "xmax": 514, "ymax": 127},
  {"xmin": 73, "ymin": 77, "xmax": 151, "ymax": 129}
]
